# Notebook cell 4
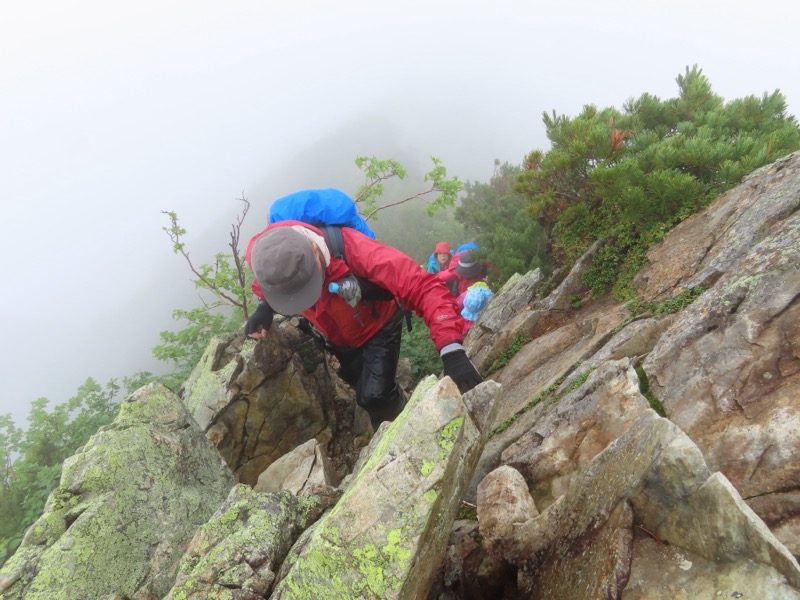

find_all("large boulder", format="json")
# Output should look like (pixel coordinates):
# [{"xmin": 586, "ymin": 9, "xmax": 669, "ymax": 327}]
[
  {"xmin": 270, "ymin": 377, "xmax": 500, "ymax": 599},
  {"xmin": 165, "ymin": 484, "xmax": 336, "ymax": 599},
  {"xmin": 480, "ymin": 411, "xmax": 800, "ymax": 599},
  {"xmin": 180, "ymin": 323, "xmax": 367, "ymax": 486},
  {"xmin": 0, "ymin": 383, "xmax": 235, "ymax": 599}
]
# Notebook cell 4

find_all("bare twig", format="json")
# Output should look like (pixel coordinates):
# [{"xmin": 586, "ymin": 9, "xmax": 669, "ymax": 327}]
[
  {"xmin": 636, "ymin": 523, "xmax": 662, "ymax": 543},
  {"xmin": 361, "ymin": 188, "xmax": 438, "ymax": 221},
  {"xmin": 229, "ymin": 195, "xmax": 251, "ymax": 319}
]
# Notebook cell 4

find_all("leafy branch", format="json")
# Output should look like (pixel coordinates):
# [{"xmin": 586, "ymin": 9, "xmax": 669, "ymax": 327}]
[
  {"xmin": 155, "ymin": 155, "xmax": 462, "ymax": 389},
  {"xmin": 161, "ymin": 195, "xmax": 254, "ymax": 321},
  {"xmin": 355, "ymin": 156, "xmax": 463, "ymax": 220}
]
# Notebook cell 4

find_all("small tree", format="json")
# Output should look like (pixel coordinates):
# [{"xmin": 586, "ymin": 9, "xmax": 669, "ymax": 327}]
[
  {"xmin": 354, "ymin": 156, "xmax": 463, "ymax": 219},
  {"xmin": 515, "ymin": 65, "xmax": 800, "ymax": 298},
  {"xmin": 161, "ymin": 195, "xmax": 255, "ymax": 321},
  {"xmin": 456, "ymin": 161, "xmax": 552, "ymax": 283},
  {"xmin": 0, "ymin": 378, "xmax": 121, "ymax": 565}
]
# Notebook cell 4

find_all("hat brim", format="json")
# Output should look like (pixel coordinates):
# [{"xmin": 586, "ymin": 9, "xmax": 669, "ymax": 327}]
[
  {"xmin": 261, "ymin": 263, "xmax": 324, "ymax": 315},
  {"xmin": 456, "ymin": 263, "xmax": 482, "ymax": 278}
]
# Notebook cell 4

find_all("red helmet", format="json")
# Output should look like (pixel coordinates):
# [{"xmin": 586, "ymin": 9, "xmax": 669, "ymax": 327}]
[{"xmin": 434, "ymin": 241, "xmax": 451, "ymax": 254}]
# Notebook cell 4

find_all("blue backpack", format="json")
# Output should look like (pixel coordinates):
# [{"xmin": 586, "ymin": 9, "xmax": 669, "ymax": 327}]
[
  {"xmin": 267, "ymin": 187, "xmax": 397, "ymax": 308},
  {"xmin": 268, "ymin": 188, "xmax": 376, "ymax": 239}
]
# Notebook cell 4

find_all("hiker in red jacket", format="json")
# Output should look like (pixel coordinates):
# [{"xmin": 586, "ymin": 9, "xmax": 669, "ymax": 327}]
[
  {"xmin": 244, "ymin": 220, "xmax": 483, "ymax": 426},
  {"xmin": 438, "ymin": 251, "xmax": 489, "ymax": 298}
]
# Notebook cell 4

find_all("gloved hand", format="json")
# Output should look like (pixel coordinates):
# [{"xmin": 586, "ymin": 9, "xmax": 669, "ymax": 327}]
[
  {"xmin": 245, "ymin": 301, "xmax": 274, "ymax": 337},
  {"xmin": 441, "ymin": 348, "xmax": 483, "ymax": 394}
]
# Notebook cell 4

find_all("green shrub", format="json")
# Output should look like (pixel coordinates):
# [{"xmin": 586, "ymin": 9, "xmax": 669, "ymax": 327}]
[{"xmin": 515, "ymin": 66, "xmax": 800, "ymax": 298}]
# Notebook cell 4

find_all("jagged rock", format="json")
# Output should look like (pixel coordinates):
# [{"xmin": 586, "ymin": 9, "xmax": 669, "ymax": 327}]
[
  {"xmin": 254, "ymin": 438, "xmax": 334, "ymax": 495},
  {"xmin": 465, "ymin": 318, "xmax": 632, "ymax": 502},
  {"xmin": 633, "ymin": 150, "xmax": 800, "ymax": 303},
  {"xmin": 7, "ymin": 152, "xmax": 800, "ymax": 600},
  {"xmin": 269, "ymin": 376, "xmax": 500, "ymax": 599},
  {"xmin": 643, "ymin": 207, "xmax": 800, "ymax": 553},
  {"xmin": 0, "ymin": 383, "xmax": 235, "ymax": 599},
  {"xmin": 467, "ymin": 241, "xmax": 602, "ymax": 375},
  {"xmin": 180, "ymin": 327, "xmax": 337, "ymax": 486},
  {"xmin": 625, "ymin": 537, "xmax": 800, "ymax": 599},
  {"xmin": 476, "ymin": 465, "xmax": 538, "ymax": 553},
  {"xmin": 464, "ymin": 269, "xmax": 544, "ymax": 368},
  {"xmin": 501, "ymin": 359, "xmax": 651, "ymax": 509},
  {"xmin": 491, "ymin": 411, "xmax": 800, "ymax": 599},
  {"xmin": 165, "ymin": 484, "xmax": 332, "ymax": 599}
]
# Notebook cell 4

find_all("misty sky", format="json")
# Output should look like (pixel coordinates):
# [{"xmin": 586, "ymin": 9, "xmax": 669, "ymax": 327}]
[{"xmin": 2, "ymin": 1, "xmax": 799, "ymax": 425}]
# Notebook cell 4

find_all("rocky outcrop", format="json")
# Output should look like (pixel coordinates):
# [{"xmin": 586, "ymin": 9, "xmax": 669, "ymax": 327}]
[
  {"xmin": 3, "ymin": 151, "xmax": 800, "ymax": 599},
  {"xmin": 165, "ymin": 484, "xmax": 336, "ymax": 599},
  {"xmin": 642, "ymin": 207, "xmax": 800, "ymax": 554},
  {"xmin": 180, "ymin": 321, "xmax": 369, "ymax": 486},
  {"xmin": 476, "ymin": 151, "xmax": 800, "ymax": 555},
  {"xmin": 479, "ymin": 411, "xmax": 800, "ymax": 599},
  {"xmin": 270, "ymin": 377, "xmax": 500, "ymax": 599},
  {"xmin": 0, "ymin": 383, "xmax": 235, "ymax": 599}
]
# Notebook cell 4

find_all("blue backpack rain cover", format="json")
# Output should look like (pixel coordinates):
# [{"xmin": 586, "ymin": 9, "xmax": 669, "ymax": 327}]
[{"xmin": 268, "ymin": 188, "xmax": 376, "ymax": 239}]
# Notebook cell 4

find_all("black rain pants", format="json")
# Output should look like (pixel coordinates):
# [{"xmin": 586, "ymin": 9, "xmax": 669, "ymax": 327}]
[{"xmin": 331, "ymin": 307, "xmax": 407, "ymax": 427}]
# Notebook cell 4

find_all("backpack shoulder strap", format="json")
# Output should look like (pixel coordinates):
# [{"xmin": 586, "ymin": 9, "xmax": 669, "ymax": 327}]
[
  {"xmin": 318, "ymin": 225, "xmax": 400, "ymax": 310},
  {"xmin": 319, "ymin": 225, "xmax": 346, "ymax": 261}
]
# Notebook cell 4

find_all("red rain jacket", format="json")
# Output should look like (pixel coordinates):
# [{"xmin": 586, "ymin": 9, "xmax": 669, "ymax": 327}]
[{"xmin": 246, "ymin": 221, "xmax": 466, "ymax": 351}]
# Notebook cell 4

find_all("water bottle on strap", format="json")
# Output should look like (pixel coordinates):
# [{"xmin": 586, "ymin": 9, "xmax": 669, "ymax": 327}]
[{"xmin": 328, "ymin": 275, "xmax": 362, "ymax": 307}]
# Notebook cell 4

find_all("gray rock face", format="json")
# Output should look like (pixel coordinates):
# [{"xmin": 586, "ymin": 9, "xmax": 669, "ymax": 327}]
[
  {"xmin": 5, "ymin": 152, "xmax": 800, "ymax": 599},
  {"xmin": 481, "ymin": 412, "xmax": 800, "ymax": 599},
  {"xmin": 165, "ymin": 484, "xmax": 334, "ymax": 599},
  {"xmin": 0, "ymin": 383, "xmax": 235, "ymax": 600},
  {"xmin": 270, "ymin": 377, "xmax": 500, "ymax": 600},
  {"xmin": 450, "ymin": 152, "xmax": 800, "ymax": 597},
  {"xmin": 180, "ymin": 322, "xmax": 369, "ymax": 487},
  {"xmin": 643, "ymin": 211, "xmax": 800, "ymax": 551},
  {"xmin": 254, "ymin": 438, "xmax": 334, "ymax": 495}
]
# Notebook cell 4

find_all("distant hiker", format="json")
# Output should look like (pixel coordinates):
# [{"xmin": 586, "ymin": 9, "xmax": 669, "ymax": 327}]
[
  {"xmin": 448, "ymin": 242, "xmax": 480, "ymax": 269},
  {"xmin": 438, "ymin": 251, "xmax": 489, "ymax": 298},
  {"xmin": 459, "ymin": 282, "xmax": 494, "ymax": 333},
  {"xmin": 425, "ymin": 241, "xmax": 453, "ymax": 274},
  {"xmin": 244, "ymin": 189, "xmax": 483, "ymax": 427}
]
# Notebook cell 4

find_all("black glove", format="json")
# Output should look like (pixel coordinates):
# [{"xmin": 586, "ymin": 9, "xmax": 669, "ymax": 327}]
[
  {"xmin": 442, "ymin": 349, "xmax": 483, "ymax": 394},
  {"xmin": 245, "ymin": 301, "xmax": 274, "ymax": 336}
]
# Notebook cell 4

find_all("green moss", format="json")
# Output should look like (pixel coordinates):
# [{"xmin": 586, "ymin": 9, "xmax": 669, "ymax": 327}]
[
  {"xmin": 180, "ymin": 341, "xmax": 244, "ymax": 419},
  {"xmin": 488, "ymin": 366, "xmax": 596, "ymax": 439},
  {"xmin": 3, "ymin": 384, "xmax": 235, "ymax": 599},
  {"xmin": 563, "ymin": 368, "xmax": 594, "ymax": 394},
  {"xmin": 278, "ymin": 523, "xmax": 412, "ymax": 599},
  {"xmin": 171, "ymin": 488, "xmax": 312, "ymax": 598},
  {"xmin": 273, "ymin": 375, "xmax": 467, "ymax": 599},
  {"xmin": 417, "ymin": 416, "xmax": 464, "ymax": 477},
  {"xmin": 626, "ymin": 286, "xmax": 708, "ymax": 317},
  {"xmin": 485, "ymin": 335, "xmax": 533, "ymax": 376},
  {"xmin": 457, "ymin": 506, "xmax": 478, "ymax": 520},
  {"xmin": 290, "ymin": 340, "xmax": 322, "ymax": 373},
  {"xmin": 439, "ymin": 417, "xmax": 463, "ymax": 452},
  {"xmin": 635, "ymin": 365, "xmax": 666, "ymax": 416}
]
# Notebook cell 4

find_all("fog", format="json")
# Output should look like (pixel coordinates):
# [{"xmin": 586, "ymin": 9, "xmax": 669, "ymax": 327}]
[{"xmin": 2, "ymin": 0, "xmax": 799, "ymax": 425}]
